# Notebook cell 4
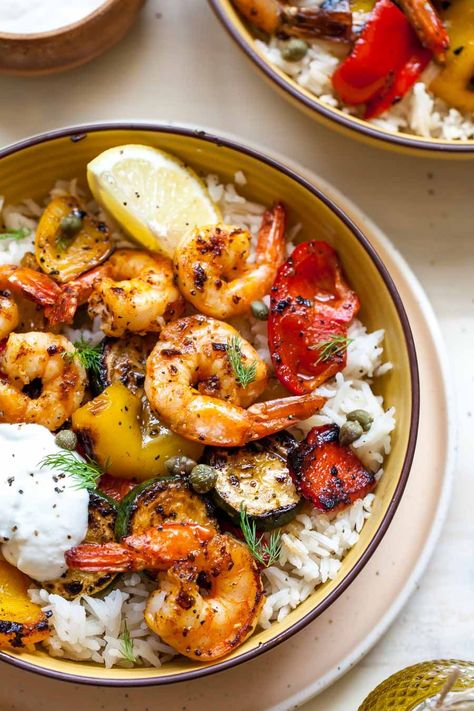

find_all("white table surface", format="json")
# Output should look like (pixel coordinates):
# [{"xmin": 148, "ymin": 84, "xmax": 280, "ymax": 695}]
[{"xmin": 0, "ymin": 1, "xmax": 472, "ymax": 708}]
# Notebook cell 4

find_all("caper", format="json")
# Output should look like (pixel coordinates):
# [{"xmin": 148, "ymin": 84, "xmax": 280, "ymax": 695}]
[
  {"xmin": 339, "ymin": 420, "xmax": 363, "ymax": 447},
  {"xmin": 189, "ymin": 464, "xmax": 218, "ymax": 494},
  {"xmin": 346, "ymin": 409, "xmax": 373, "ymax": 432},
  {"xmin": 55, "ymin": 429, "xmax": 78, "ymax": 451},
  {"xmin": 281, "ymin": 38, "xmax": 308, "ymax": 62},
  {"xmin": 251, "ymin": 300, "xmax": 269, "ymax": 321},
  {"xmin": 60, "ymin": 211, "xmax": 83, "ymax": 237},
  {"xmin": 164, "ymin": 455, "xmax": 197, "ymax": 476}
]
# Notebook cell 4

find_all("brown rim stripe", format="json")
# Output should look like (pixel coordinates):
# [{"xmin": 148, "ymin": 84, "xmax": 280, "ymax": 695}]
[
  {"xmin": 208, "ymin": 0, "xmax": 474, "ymax": 155},
  {"xmin": 0, "ymin": 123, "xmax": 420, "ymax": 686}
]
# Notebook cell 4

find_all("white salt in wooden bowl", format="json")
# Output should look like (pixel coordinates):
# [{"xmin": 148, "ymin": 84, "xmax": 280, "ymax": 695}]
[{"xmin": 0, "ymin": 0, "xmax": 145, "ymax": 76}]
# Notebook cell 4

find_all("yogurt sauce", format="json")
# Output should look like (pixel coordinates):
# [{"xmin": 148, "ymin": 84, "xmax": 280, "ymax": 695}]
[
  {"xmin": 0, "ymin": 0, "xmax": 107, "ymax": 36},
  {"xmin": 0, "ymin": 424, "xmax": 89, "ymax": 582}
]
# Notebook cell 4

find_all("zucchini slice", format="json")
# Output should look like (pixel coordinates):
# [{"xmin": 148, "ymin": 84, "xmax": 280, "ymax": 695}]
[
  {"xmin": 91, "ymin": 335, "xmax": 155, "ymax": 396},
  {"xmin": 116, "ymin": 476, "xmax": 217, "ymax": 539},
  {"xmin": 206, "ymin": 431, "xmax": 302, "ymax": 531},
  {"xmin": 43, "ymin": 492, "xmax": 118, "ymax": 599}
]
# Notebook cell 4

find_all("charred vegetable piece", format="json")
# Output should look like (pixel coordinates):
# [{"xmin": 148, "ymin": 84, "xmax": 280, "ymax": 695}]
[
  {"xmin": 42, "ymin": 492, "xmax": 118, "ymax": 600},
  {"xmin": 91, "ymin": 335, "xmax": 155, "ymax": 396},
  {"xmin": 0, "ymin": 559, "xmax": 49, "ymax": 649},
  {"xmin": 115, "ymin": 476, "xmax": 218, "ymax": 539},
  {"xmin": 430, "ymin": 0, "xmax": 474, "ymax": 113},
  {"xmin": 206, "ymin": 431, "xmax": 302, "ymax": 531},
  {"xmin": 332, "ymin": 0, "xmax": 432, "ymax": 119},
  {"xmin": 232, "ymin": 0, "xmax": 352, "ymax": 41},
  {"xmin": 288, "ymin": 424, "xmax": 375, "ymax": 513},
  {"xmin": 98, "ymin": 474, "xmax": 138, "ymax": 503},
  {"xmin": 268, "ymin": 241, "xmax": 359, "ymax": 395},
  {"xmin": 72, "ymin": 382, "xmax": 203, "ymax": 480},
  {"xmin": 35, "ymin": 195, "xmax": 113, "ymax": 284}
]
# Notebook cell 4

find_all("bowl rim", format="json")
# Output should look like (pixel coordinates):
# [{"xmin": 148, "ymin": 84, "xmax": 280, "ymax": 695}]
[
  {"xmin": 208, "ymin": 0, "xmax": 474, "ymax": 155},
  {"xmin": 0, "ymin": 0, "xmax": 118, "ymax": 41},
  {"xmin": 0, "ymin": 122, "xmax": 420, "ymax": 686}
]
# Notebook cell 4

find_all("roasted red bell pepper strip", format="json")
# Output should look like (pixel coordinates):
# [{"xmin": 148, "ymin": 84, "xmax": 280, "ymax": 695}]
[
  {"xmin": 364, "ymin": 48, "xmax": 431, "ymax": 119},
  {"xmin": 332, "ymin": 0, "xmax": 432, "ymax": 118},
  {"xmin": 268, "ymin": 241, "xmax": 359, "ymax": 395},
  {"xmin": 98, "ymin": 474, "xmax": 137, "ymax": 502},
  {"xmin": 288, "ymin": 424, "xmax": 375, "ymax": 513}
]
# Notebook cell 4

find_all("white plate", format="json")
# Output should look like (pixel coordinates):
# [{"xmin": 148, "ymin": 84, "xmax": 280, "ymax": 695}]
[{"xmin": 0, "ymin": 159, "xmax": 454, "ymax": 711}]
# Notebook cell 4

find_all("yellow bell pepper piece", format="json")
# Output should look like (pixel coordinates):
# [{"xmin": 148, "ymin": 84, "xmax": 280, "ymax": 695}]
[
  {"xmin": 430, "ymin": 0, "xmax": 474, "ymax": 113},
  {"xmin": 351, "ymin": 0, "xmax": 375, "ymax": 13},
  {"xmin": 72, "ymin": 382, "xmax": 203, "ymax": 481},
  {"xmin": 0, "ymin": 559, "xmax": 49, "ymax": 649}
]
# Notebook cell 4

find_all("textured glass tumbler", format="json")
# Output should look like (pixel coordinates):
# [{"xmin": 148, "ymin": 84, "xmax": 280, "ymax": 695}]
[{"xmin": 359, "ymin": 660, "xmax": 474, "ymax": 710}]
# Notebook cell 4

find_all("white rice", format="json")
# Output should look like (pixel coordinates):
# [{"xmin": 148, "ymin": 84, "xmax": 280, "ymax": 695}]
[
  {"xmin": 256, "ymin": 30, "xmax": 474, "ymax": 141},
  {"xmin": 1, "ymin": 173, "xmax": 395, "ymax": 665}
]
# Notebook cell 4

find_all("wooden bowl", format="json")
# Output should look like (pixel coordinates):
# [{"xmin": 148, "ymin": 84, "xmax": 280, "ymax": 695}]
[
  {"xmin": 0, "ymin": 0, "xmax": 145, "ymax": 76},
  {"xmin": 209, "ymin": 0, "xmax": 474, "ymax": 158},
  {"xmin": 0, "ymin": 124, "xmax": 419, "ymax": 684}
]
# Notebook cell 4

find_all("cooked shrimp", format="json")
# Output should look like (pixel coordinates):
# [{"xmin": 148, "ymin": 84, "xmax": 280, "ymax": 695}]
[
  {"xmin": 0, "ymin": 332, "xmax": 87, "ymax": 430},
  {"xmin": 0, "ymin": 291, "xmax": 19, "ymax": 339},
  {"xmin": 65, "ymin": 523, "xmax": 214, "ymax": 572},
  {"xmin": 0, "ymin": 265, "xmax": 61, "ymax": 337},
  {"xmin": 232, "ymin": 0, "xmax": 352, "ymax": 40},
  {"xmin": 145, "ymin": 315, "xmax": 325, "ymax": 446},
  {"xmin": 175, "ymin": 203, "xmax": 286, "ymax": 319},
  {"xmin": 45, "ymin": 263, "xmax": 110, "ymax": 327},
  {"xmin": 88, "ymin": 249, "xmax": 185, "ymax": 337},
  {"xmin": 146, "ymin": 534, "xmax": 264, "ymax": 661},
  {"xmin": 397, "ymin": 0, "xmax": 449, "ymax": 62}
]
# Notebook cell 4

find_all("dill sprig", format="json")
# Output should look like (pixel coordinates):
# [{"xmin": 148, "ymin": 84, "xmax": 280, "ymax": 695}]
[
  {"xmin": 227, "ymin": 336, "xmax": 257, "ymax": 388},
  {"xmin": 0, "ymin": 227, "xmax": 31, "ymax": 241},
  {"xmin": 314, "ymin": 334, "xmax": 352, "ymax": 364},
  {"xmin": 40, "ymin": 450, "xmax": 102, "ymax": 491},
  {"xmin": 64, "ymin": 337, "xmax": 102, "ymax": 375},
  {"xmin": 240, "ymin": 504, "xmax": 282, "ymax": 568},
  {"xmin": 120, "ymin": 623, "xmax": 136, "ymax": 663}
]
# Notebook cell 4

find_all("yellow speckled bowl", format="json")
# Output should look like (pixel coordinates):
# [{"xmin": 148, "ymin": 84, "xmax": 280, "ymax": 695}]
[
  {"xmin": 209, "ymin": 0, "xmax": 474, "ymax": 158},
  {"xmin": 0, "ymin": 124, "xmax": 418, "ymax": 685}
]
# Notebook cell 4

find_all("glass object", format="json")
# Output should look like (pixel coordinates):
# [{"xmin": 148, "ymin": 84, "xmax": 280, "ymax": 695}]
[{"xmin": 359, "ymin": 660, "xmax": 474, "ymax": 710}]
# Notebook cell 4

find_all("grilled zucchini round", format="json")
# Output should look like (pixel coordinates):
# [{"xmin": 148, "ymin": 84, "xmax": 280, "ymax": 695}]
[
  {"xmin": 91, "ymin": 335, "xmax": 155, "ymax": 396},
  {"xmin": 206, "ymin": 431, "xmax": 302, "ymax": 531},
  {"xmin": 42, "ymin": 491, "xmax": 118, "ymax": 599},
  {"xmin": 115, "ymin": 475, "xmax": 217, "ymax": 539}
]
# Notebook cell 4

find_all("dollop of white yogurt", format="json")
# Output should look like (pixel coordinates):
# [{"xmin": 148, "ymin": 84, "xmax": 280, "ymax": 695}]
[
  {"xmin": 0, "ymin": 0, "xmax": 106, "ymax": 36},
  {"xmin": 0, "ymin": 423, "xmax": 89, "ymax": 582}
]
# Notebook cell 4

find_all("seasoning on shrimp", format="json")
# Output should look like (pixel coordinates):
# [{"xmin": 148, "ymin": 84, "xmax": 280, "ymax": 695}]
[
  {"xmin": 0, "ymin": 332, "xmax": 87, "ymax": 430},
  {"xmin": 144, "ymin": 315, "xmax": 326, "ymax": 447},
  {"xmin": 174, "ymin": 202, "xmax": 286, "ymax": 319},
  {"xmin": 0, "ymin": 264, "xmax": 61, "ymax": 338},
  {"xmin": 88, "ymin": 249, "xmax": 185, "ymax": 336}
]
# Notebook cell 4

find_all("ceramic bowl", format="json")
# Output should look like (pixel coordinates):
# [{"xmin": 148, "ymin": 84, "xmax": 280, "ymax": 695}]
[
  {"xmin": 0, "ymin": 123, "xmax": 419, "ymax": 684},
  {"xmin": 209, "ymin": 0, "xmax": 474, "ymax": 158},
  {"xmin": 0, "ymin": 0, "xmax": 145, "ymax": 76}
]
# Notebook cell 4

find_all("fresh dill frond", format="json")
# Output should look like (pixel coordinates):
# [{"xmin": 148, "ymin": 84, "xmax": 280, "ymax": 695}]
[
  {"xmin": 120, "ymin": 623, "xmax": 136, "ymax": 663},
  {"xmin": 40, "ymin": 450, "xmax": 102, "ymax": 491},
  {"xmin": 63, "ymin": 337, "xmax": 102, "ymax": 376},
  {"xmin": 227, "ymin": 336, "xmax": 257, "ymax": 388},
  {"xmin": 314, "ymin": 334, "xmax": 352, "ymax": 364},
  {"xmin": 240, "ymin": 504, "xmax": 282, "ymax": 568},
  {"xmin": 0, "ymin": 227, "xmax": 31, "ymax": 241}
]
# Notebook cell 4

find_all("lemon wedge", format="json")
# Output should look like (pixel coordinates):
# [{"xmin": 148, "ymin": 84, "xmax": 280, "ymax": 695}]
[{"xmin": 87, "ymin": 144, "xmax": 221, "ymax": 257}]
